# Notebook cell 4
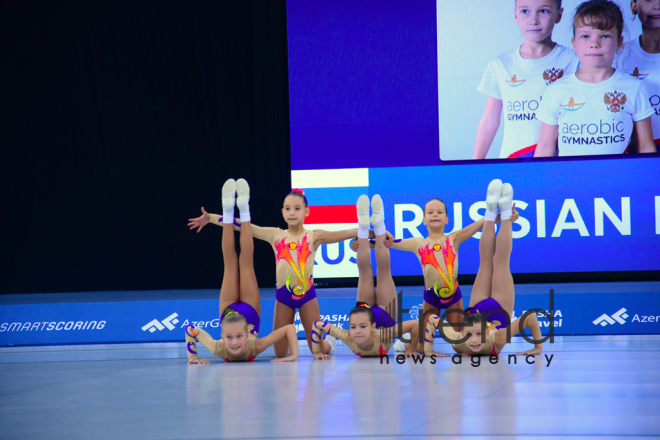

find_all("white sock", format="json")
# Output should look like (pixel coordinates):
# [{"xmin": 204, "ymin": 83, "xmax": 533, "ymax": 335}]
[
  {"xmin": 223, "ymin": 210, "xmax": 234, "ymax": 224},
  {"xmin": 325, "ymin": 335, "xmax": 336, "ymax": 354},
  {"xmin": 500, "ymin": 208, "xmax": 512, "ymax": 221},
  {"xmin": 238, "ymin": 203, "xmax": 250, "ymax": 223},
  {"xmin": 358, "ymin": 226, "xmax": 370, "ymax": 239},
  {"xmin": 374, "ymin": 224, "xmax": 386, "ymax": 236},
  {"xmin": 484, "ymin": 210, "xmax": 498, "ymax": 222}
]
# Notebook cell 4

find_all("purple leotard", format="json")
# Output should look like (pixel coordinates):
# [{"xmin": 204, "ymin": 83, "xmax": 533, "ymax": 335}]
[
  {"xmin": 220, "ymin": 302, "xmax": 260, "ymax": 335},
  {"xmin": 275, "ymin": 285, "xmax": 318, "ymax": 309},
  {"xmin": 469, "ymin": 298, "xmax": 509, "ymax": 329},
  {"xmin": 423, "ymin": 285, "xmax": 463, "ymax": 311},
  {"xmin": 371, "ymin": 306, "xmax": 396, "ymax": 329}
]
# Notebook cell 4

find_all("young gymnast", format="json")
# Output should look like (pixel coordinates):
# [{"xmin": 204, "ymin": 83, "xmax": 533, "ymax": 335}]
[
  {"xmin": 423, "ymin": 180, "xmax": 544, "ymax": 357},
  {"xmin": 188, "ymin": 189, "xmax": 362, "ymax": 358},
  {"xmin": 352, "ymin": 197, "xmax": 519, "ymax": 354},
  {"xmin": 185, "ymin": 179, "xmax": 299, "ymax": 363},
  {"xmin": 474, "ymin": 0, "xmax": 579, "ymax": 159},
  {"xmin": 535, "ymin": 0, "xmax": 656, "ymax": 156},
  {"xmin": 615, "ymin": 0, "xmax": 660, "ymax": 148},
  {"xmin": 383, "ymin": 200, "xmax": 519, "ymax": 333},
  {"xmin": 312, "ymin": 195, "xmax": 420, "ymax": 359}
]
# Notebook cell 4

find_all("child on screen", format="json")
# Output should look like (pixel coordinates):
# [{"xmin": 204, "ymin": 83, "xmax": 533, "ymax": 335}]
[
  {"xmin": 535, "ymin": 0, "xmax": 656, "ymax": 156},
  {"xmin": 474, "ymin": 0, "xmax": 579, "ymax": 159},
  {"xmin": 615, "ymin": 0, "xmax": 660, "ymax": 149}
]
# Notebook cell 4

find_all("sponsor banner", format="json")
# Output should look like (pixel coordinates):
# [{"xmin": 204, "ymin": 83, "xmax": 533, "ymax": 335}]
[
  {"xmin": 399, "ymin": 293, "xmax": 660, "ymax": 336},
  {"xmin": 0, "ymin": 300, "xmax": 253, "ymax": 346},
  {"xmin": 1, "ymin": 291, "xmax": 658, "ymax": 346}
]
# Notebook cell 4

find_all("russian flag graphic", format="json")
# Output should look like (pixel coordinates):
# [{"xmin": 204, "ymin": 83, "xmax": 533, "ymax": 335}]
[{"xmin": 291, "ymin": 168, "xmax": 369, "ymax": 278}]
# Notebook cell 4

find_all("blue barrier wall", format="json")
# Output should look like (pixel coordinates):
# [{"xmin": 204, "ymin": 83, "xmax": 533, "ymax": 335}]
[{"xmin": 1, "ymin": 287, "xmax": 658, "ymax": 346}]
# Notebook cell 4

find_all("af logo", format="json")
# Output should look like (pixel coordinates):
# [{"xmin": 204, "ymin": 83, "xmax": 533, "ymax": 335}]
[
  {"xmin": 604, "ymin": 91, "xmax": 626, "ymax": 113},
  {"xmin": 543, "ymin": 68, "xmax": 563, "ymax": 85}
]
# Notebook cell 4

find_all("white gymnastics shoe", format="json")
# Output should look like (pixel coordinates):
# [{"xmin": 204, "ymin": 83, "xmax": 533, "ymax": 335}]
[
  {"xmin": 370, "ymin": 194, "xmax": 385, "ymax": 235},
  {"xmin": 499, "ymin": 183, "xmax": 514, "ymax": 212},
  {"xmin": 222, "ymin": 178, "xmax": 236, "ymax": 211},
  {"xmin": 357, "ymin": 195, "xmax": 370, "ymax": 230},
  {"xmin": 486, "ymin": 179, "xmax": 502, "ymax": 212},
  {"xmin": 235, "ymin": 178, "xmax": 250, "ymax": 209}
]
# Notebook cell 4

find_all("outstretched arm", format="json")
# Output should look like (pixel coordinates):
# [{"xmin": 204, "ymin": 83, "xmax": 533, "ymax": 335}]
[
  {"xmin": 388, "ymin": 237, "xmax": 420, "ymax": 252},
  {"xmin": 313, "ymin": 228, "xmax": 358, "ymax": 249},
  {"xmin": 231, "ymin": 220, "xmax": 278, "ymax": 242},
  {"xmin": 452, "ymin": 206, "xmax": 519, "ymax": 248},
  {"xmin": 189, "ymin": 210, "xmax": 240, "ymax": 232},
  {"xmin": 188, "ymin": 207, "xmax": 214, "ymax": 234},
  {"xmin": 350, "ymin": 231, "xmax": 397, "ymax": 251},
  {"xmin": 351, "ymin": 235, "xmax": 415, "ymax": 252},
  {"xmin": 496, "ymin": 313, "xmax": 543, "ymax": 355},
  {"xmin": 255, "ymin": 324, "xmax": 299, "ymax": 362},
  {"xmin": 188, "ymin": 209, "xmax": 278, "ymax": 242}
]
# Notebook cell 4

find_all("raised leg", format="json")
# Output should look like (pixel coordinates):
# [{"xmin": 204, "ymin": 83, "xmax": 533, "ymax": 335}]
[
  {"xmin": 356, "ymin": 237, "xmax": 377, "ymax": 306},
  {"xmin": 490, "ymin": 218, "xmax": 514, "ymax": 316},
  {"xmin": 237, "ymin": 220, "xmax": 261, "ymax": 315},
  {"xmin": 470, "ymin": 219, "xmax": 496, "ymax": 308},
  {"xmin": 219, "ymin": 222, "xmax": 240, "ymax": 317},
  {"xmin": 370, "ymin": 194, "xmax": 396, "ymax": 316},
  {"xmin": 356, "ymin": 194, "xmax": 377, "ymax": 306},
  {"xmin": 374, "ymin": 234, "xmax": 397, "ymax": 318}
]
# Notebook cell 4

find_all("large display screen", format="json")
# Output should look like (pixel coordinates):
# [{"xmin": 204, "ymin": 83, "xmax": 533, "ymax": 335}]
[{"xmin": 286, "ymin": 0, "xmax": 660, "ymax": 279}]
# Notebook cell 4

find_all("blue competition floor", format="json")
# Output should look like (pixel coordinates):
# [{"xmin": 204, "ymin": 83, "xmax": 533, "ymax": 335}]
[{"xmin": 1, "ymin": 334, "xmax": 659, "ymax": 439}]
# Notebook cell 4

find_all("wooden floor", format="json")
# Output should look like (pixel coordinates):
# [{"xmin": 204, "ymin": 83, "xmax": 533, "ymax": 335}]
[{"xmin": 1, "ymin": 334, "xmax": 659, "ymax": 439}]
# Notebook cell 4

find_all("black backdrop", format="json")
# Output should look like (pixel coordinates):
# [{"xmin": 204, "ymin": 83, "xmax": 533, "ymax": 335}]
[{"xmin": 1, "ymin": 1, "xmax": 291, "ymax": 294}]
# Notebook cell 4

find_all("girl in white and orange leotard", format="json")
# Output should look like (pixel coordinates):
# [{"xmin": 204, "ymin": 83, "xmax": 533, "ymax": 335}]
[
  {"xmin": 354, "ymin": 198, "xmax": 518, "ymax": 354},
  {"xmin": 188, "ymin": 189, "xmax": 365, "ymax": 358},
  {"xmin": 424, "ymin": 180, "xmax": 543, "ymax": 357}
]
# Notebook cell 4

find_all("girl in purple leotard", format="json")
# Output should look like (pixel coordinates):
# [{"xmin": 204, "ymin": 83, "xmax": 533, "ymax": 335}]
[
  {"xmin": 185, "ymin": 179, "xmax": 299, "ymax": 363},
  {"xmin": 312, "ymin": 194, "xmax": 420, "ymax": 359}
]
